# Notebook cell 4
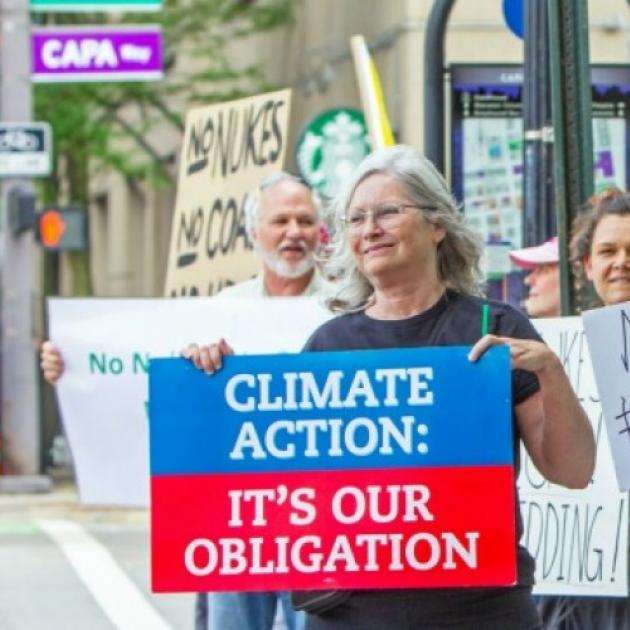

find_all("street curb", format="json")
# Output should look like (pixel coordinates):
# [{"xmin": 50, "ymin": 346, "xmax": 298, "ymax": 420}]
[{"xmin": 0, "ymin": 475, "xmax": 52, "ymax": 494}]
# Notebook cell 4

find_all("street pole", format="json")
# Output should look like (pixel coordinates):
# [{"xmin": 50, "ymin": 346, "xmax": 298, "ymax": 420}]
[
  {"xmin": 423, "ymin": 0, "xmax": 456, "ymax": 174},
  {"xmin": 548, "ymin": 0, "xmax": 593, "ymax": 315},
  {"xmin": 0, "ymin": 0, "xmax": 42, "ymax": 476},
  {"xmin": 523, "ymin": 0, "xmax": 555, "ymax": 248}
]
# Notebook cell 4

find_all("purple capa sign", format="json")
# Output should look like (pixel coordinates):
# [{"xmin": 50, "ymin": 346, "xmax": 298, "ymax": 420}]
[{"xmin": 32, "ymin": 26, "xmax": 163, "ymax": 82}]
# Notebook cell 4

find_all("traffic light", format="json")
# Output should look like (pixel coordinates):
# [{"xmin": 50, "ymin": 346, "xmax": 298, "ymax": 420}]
[{"xmin": 37, "ymin": 206, "xmax": 87, "ymax": 251}]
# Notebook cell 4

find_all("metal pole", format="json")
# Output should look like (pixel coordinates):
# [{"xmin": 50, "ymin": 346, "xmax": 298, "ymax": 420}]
[
  {"xmin": 423, "ymin": 0, "xmax": 456, "ymax": 174},
  {"xmin": 523, "ymin": 0, "xmax": 554, "ymax": 248},
  {"xmin": 0, "ymin": 0, "xmax": 41, "ymax": 474},
  {"xmin": 522, "ymin": 0, "xmax": 543, "ymax": 248},
  {"xmin": 548, "ymin": 0, "xmax": 594, "ymax": 315}
]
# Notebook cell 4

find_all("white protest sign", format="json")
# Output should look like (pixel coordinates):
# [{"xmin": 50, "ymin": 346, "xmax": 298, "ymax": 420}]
[
  {"xmin": 583, "ymin": 302, "xmax": 630, "ymax": 490},
  {"xmin": 49, "ymin": 300, "xmax": 629, "ymax": 597},
  {"xmin": 48, "ymin": 297, "xmax": 332, "ymax": 506},
  {"xmin": 163, "ymin": 89, "xmax": 291, "ymax": 298},
  {"xmin": 518, "ymin": 316, "xmax": 628, "ymax": 597}
]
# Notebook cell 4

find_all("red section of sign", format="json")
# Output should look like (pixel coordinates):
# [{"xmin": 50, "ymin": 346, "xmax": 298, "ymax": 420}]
[
  {"xmin": 39, "ymin": 210, "xmax": 66, "ymax": 247},
  {"xmin": 151, "ymin": 466, "xmax": 516, "ymax": 592}
]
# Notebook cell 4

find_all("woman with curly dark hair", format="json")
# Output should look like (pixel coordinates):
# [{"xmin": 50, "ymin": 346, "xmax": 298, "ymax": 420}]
[
  {"xmin": 572, "ymin": 188, "xmax": 630, "ymax": 309},
  {"xmin": 539, "ymin": 187, "xmax": 630, "ymax": 630}
]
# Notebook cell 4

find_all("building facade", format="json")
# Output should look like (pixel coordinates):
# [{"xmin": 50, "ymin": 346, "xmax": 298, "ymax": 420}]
[{"xmin": 66, "ymin": 0, "xmax": 630, "ymax": 298}]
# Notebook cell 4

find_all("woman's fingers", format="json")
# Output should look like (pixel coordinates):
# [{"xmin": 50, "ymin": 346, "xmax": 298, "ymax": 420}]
[
  {"xmin": 181, "ymin": 339, "xmax": 232, "ymax": 374},
  {"xmin": 219, "ymin": 338, "xmax": 234, "ymax": 356},
  {"xmin": 469, "ymin": 334, "xmax": 556, "ymax": 374},
  {"xmin": 40, "ymin": 341, "xmax": 65, "ymax": 384},
  {"xmin": 181, "ymin": 343, "xmax": 202, "ymax": 370},
  {"xmin": 468, "ymin": 334, "xmax": 504, "ymax": 362},
  {"xmin": 180, "ymin": 343, "xmax": 196, "ymax": 359}
]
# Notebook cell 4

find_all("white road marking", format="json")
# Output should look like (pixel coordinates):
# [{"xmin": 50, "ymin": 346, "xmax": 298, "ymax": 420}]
[{"xmin": 37, "ymin": 519, "xmax": 170, "ymax": 630}]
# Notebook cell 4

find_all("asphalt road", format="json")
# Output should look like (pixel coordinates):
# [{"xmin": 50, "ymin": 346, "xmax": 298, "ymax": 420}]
[{"xmin": 0, "ymin": 481, "xmax": 194, "ymax": 630}]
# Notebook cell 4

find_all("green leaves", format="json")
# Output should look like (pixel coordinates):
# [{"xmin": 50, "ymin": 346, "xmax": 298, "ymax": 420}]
[{"xmin": 34, "ymin": 0, "xmax": 295, "ymax": 201}]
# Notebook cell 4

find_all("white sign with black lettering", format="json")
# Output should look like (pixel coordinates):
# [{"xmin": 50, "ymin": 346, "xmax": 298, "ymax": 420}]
[
  {"xmin": 0, "ymin": 122, "xmax": 52, "ymax": 177},
  {"xmin": 518, "ymin": 316, "xmax": 628, "ymax": 597},
  {"xmin": 583, "ymin": 302, "xmax": 630, "ymax": 490}
]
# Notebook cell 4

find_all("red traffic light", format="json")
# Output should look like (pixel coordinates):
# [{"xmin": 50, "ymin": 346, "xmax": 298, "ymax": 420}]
[
  {"xmin": 37, "ymin": 206, "xmax": 87, "ymax": 251},
  {"xmin": 39, "ymin": 209, "xmax": 66, "ymax": 248}
]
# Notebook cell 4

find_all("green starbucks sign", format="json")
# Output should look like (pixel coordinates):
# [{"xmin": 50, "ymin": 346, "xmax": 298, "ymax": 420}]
[{"xmin": 296, "ymin": 107, "xmax": 370, "ymax": 200}]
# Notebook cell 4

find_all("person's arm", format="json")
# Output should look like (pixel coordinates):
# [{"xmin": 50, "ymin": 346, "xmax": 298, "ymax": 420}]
[
  {"xmin": 40, "ymin": 341, "xmax": 65, "ymax": 385},
  {"xmin": 181, "ymin": 338, "xmax": 234, "ymax": 374},
  {"xmin": 469, "ymin": 334, "xmax": 595, "ymax": 489}
]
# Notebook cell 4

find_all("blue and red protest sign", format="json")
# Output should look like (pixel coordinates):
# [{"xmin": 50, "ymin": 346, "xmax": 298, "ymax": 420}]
[
  {"xmin": 31, "ymin": 26, "xmax": 163, "ymax": 83},
  {"xmin": 149, "ymin": 346, "xmax": 516, "ymax": 592}
]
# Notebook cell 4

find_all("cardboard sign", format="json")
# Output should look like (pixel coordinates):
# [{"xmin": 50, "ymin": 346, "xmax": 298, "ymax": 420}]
[
  {"xmin": 583, "ymin": 302, "xmax": 630, "ymax": 490},
  {"xmin": 163, "ymin": 90, "xmax": 291, "ymax": 297},
  {"xmin": 518, "ymin": 316, "xmax": 629, "ymax": 597},
  {"xmin": 31, "ymin": 26, "xmax": 163, "ymax": 82},
  {"xmin": 149, "ymin": 346, "xmax": 516, "ymax": 592}
]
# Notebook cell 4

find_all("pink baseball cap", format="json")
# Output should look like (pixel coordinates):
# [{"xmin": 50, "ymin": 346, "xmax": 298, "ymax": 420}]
[{"xmin": 509, "ymin": 236, "xmax": 559, "ymax": 269}]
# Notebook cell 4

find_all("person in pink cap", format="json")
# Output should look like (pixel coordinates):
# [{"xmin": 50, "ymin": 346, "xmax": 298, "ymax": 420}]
[{"xmin": 509, "ymin": 237, "xmax": 560, "ymax": 318}]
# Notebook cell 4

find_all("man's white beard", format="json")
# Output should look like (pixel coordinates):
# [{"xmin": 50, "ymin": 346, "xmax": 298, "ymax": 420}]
[{"xmin": 257, "ymin": 244, "xmax": 315, "ymax": 279}]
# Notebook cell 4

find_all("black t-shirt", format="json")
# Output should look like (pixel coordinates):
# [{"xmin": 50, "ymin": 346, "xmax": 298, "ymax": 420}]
[{"xmin": 303, "ymin": 289, "xmax": 542, "ymax": 588}]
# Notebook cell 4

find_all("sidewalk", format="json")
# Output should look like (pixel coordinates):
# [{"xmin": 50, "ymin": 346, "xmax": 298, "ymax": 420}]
[{"xmin": 0, "ymin": 476, "xmax": 148, "ymax": 525}]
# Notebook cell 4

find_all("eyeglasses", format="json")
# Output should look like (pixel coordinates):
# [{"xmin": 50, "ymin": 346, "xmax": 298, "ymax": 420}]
[{"xmin": 343, "ymin": 203, "xmax": 435, "ymax": 233}]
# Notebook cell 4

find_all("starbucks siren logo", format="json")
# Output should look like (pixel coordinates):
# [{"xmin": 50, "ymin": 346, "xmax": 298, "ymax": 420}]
[{"xmin": 296, "ymin": 108, "xmax": 370, "ymax": 199}]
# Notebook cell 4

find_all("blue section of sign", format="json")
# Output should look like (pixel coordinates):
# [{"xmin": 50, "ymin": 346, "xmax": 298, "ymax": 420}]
[
  {"xmin": 503, "ymin": 0, "xmax": 524, "ymax": 39},
  {"xmin": 149, "ymin": 346, "xmax": 513, "ymax": 475}
]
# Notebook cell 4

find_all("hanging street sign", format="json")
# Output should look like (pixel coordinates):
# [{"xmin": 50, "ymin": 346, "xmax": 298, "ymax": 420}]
[
  {"xmin": 0, "ymin": 122, "xmax": 52, "ymax": 177},
  {"xmin": 502, "ymin": 0, "xmax": 524, "ymax": 39},
  {"xmin": 31, "ymin": 26, "xmax": 163, "ymax": 83},
  {"xmin": 30, "ymin": 0, "xmax": 162, "ymax": 11},
  {"xmin": 296, "ymin": 107, "xmax": 371, "ymax": 200}
]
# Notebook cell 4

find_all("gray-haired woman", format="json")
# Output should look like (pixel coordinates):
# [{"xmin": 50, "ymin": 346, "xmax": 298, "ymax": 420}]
[
  {"xmin": 292, "ymin": 145, "xmax": 594, "ymax": 629},
  {"xmin": 187, "ymin": 145, "xmax": 595, "ymax": 629}
]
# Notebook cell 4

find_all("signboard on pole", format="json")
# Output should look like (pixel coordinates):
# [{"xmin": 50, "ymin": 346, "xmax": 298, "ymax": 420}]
[
  {"xmin": 31, "ymin": 0, "xmax": 161, "ymax": 10},
  {"xmin": 0, "ymin": 122, "xmax": 52, "ymax": 177},
  {"xmin": 163, "ymin": 89, "xmax": 291, "ymax": 297},
  {"xmin": 31, "ymin": 26, "xmax": 163, "ymax": 83},
  {"xmin": 149, "ymin": 346, "xmax": 516, "ymax": 592}
]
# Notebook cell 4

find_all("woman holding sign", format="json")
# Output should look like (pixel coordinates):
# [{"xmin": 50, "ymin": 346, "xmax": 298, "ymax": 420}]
[
  {"xmin": 538, "ymin": 188, "xmax": 630, "ymax": 630},
  {"xmin": 187, "ymin": 145, "xmax": 595, "ymax": 629}
]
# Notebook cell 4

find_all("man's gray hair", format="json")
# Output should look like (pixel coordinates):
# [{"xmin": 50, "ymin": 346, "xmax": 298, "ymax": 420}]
[
  {"xmin": 244, "ymin": 172, "xmax": 319, "ymax": 239},
  {"xmin": 326, "ymin": 145, "xmax": 484, "ymax": 313}
]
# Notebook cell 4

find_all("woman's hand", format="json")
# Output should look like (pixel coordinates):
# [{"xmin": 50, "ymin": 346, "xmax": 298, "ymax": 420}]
[
  {"xmin": 40, "ymin": 341, "xmax": 65, "ymax": 385},
  {"xmin": 470, "ymin": 333, "xmax": 595, "ymax": 489},
  {"xmin": 181, "ymin": 338, "xmax": 234, "ymax": 374},
  {"xmin": 468, "ymin": 334, "xmax": 558, "ymax": 374}
]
